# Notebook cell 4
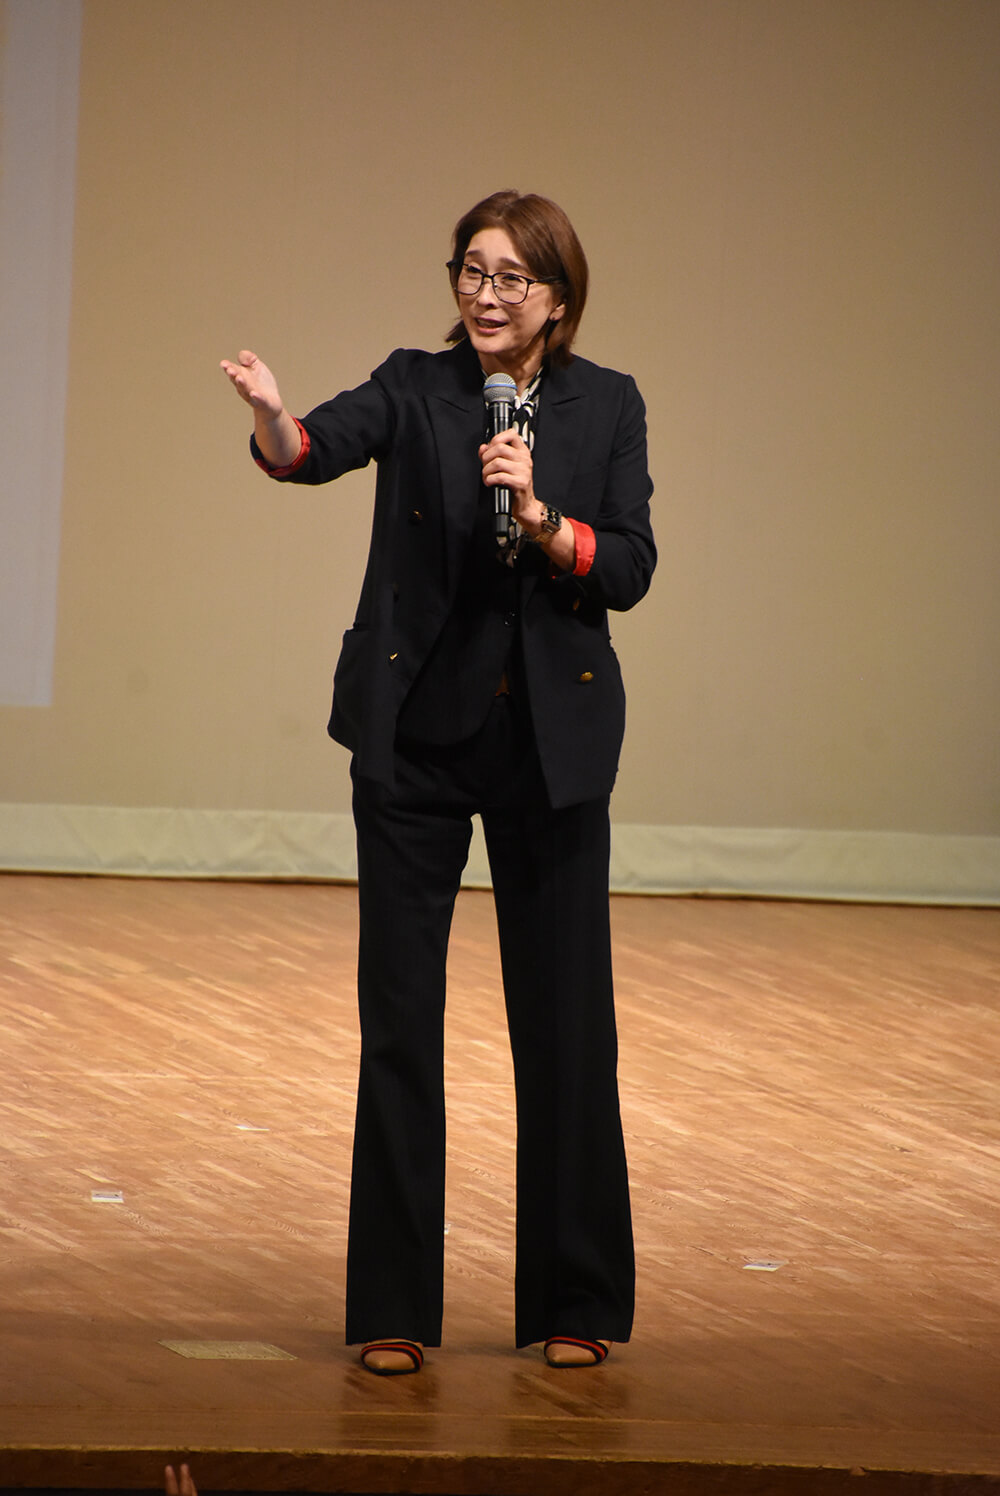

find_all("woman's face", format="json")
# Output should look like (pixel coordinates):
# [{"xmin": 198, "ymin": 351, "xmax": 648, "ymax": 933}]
[{"xmin": 455, "ymin": 227, "xmax": 564, "ymax": 378}]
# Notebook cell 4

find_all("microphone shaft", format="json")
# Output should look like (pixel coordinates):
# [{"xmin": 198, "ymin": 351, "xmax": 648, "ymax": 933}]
[{"xmin": 488, "ymin": 396, "xmax": 514, "ymax": 538}]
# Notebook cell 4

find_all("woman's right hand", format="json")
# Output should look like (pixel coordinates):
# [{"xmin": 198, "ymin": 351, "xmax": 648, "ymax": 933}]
[
  {"xmin": 220, "ymin": 349, "xmax": 304, "ymax": 469},
  {"xmin": 220, "ymin": 349, "xmax": 284, "ymax": 419}
]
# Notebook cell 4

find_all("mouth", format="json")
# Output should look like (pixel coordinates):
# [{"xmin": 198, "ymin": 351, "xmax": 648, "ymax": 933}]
[{"xmin": 474, "ymin": 316, "xmax": 507, "ymax": 333}]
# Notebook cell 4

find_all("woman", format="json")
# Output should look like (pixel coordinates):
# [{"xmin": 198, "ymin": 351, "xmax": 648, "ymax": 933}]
[{"xmin": 221, "ymin": 190, "xmax": 655, "ymax": 1374}]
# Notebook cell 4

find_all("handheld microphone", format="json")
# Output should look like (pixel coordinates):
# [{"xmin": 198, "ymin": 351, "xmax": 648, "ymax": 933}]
[{"xmin": 483, "ymin": 371, "xmax": 518, "ymax": 542}]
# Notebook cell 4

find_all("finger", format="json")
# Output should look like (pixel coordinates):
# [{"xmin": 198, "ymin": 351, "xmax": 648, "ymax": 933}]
[
  {"xmin": 481, "ymin": 441, "xmax": 529, "ymax": 471},
  {"xmin": 484, "ymin": 447, "xmax": 531, "ymax": 474},
  {"xmin": 485, "ymin": 473, "xmax": 532, "ymax": 496},
  {"xmin": 221, "ymin": 359, "xmax": 253, "ymax": 388},
  {"xmin": 482, "ymin": 427, "xmax": 519, "ymax": 447},
  {"xmin": 164, "ymin": 1466, "xmax": 179, "ymax": 1495}
]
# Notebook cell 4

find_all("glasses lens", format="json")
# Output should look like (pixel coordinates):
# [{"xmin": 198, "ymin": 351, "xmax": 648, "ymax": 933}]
[
  {"xmin": 452, "ymin": 265, "xmax": 531, "ymax": 303},
  {"xmin": 455, "ymin": 265, "xmax": 484, "ymax": 295},
  {"xmin": 495, "ymin": 274, "xmax": 530, "ymax": 305}
]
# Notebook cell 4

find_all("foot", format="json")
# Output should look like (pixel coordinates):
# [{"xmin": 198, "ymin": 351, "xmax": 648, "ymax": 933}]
[
  {"xmin": 360, "ymin": 1338, "xmax": 424, "ymax": 1375},
  {"xmin": 544, "ymin": 1336, "xmax": 611, "ymax": 1367}
]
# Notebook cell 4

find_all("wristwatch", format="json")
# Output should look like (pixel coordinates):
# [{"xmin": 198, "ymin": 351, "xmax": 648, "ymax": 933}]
[{"xmin": 536, "ymin": 504, "xmax": 563, "ymax": 540}]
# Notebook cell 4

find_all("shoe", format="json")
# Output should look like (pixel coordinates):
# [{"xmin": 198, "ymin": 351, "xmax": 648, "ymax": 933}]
[
  {"xmin": 360, "ymin": 1339, "xmax": 424, "ymax": 1375},
  {"xmin": 543, "ymin": 1336, "xmax": 611, "ymax": 1367}
]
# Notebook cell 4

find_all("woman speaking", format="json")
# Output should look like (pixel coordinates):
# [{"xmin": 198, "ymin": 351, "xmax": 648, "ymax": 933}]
[{"xmin": 221, "ymin": 189, "xmax": 656, "ymax": 1375}]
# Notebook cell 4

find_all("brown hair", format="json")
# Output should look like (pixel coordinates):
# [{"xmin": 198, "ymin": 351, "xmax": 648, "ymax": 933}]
[{"xmin": 445, "ymin": 190, "xmax": 588, "ymax": 367}]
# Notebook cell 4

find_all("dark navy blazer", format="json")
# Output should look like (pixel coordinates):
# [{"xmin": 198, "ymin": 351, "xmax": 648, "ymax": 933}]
[{"xmin": 258, "ymin": 338, "xmax": 656, "ymax": 809}]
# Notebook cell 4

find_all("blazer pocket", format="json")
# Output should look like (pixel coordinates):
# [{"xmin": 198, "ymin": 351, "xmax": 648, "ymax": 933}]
[{"xmin": 331, "ymin": 627, "xmax": 371, "ymax": 731}]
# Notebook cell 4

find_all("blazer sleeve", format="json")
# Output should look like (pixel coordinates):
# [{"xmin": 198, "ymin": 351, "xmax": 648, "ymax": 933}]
[
  {"xmin": 249, "ymin": 359, "xmax": 400, "ymax": 484},
  {"xmin": 561, "ymin": 372, "xmax": 655, "ymax": 614}
]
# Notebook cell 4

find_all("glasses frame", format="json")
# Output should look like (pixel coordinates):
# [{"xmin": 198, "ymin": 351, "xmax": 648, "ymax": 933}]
[{"xmin": 446, "ymin": 259, "xmax": 561, "ymax": 306}]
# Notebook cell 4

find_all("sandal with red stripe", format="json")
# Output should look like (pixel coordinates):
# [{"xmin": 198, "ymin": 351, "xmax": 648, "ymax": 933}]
[
  {"xmin": 360, "ymin": 1339, "xmax": 424, "ymax": 1375},
  {"xmin": 543, "ymin": 1336, "xmax": 611, "ymax": 1367}
]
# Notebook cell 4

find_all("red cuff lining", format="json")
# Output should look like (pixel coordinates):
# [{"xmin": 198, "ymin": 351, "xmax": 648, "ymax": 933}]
[
  {"xmin": 254, "ymin": 417, "xmax": 311, "ymax": 477},
  {"xmin": 567, "ymin": 518, "xmax": 596, "ymax": 576}
]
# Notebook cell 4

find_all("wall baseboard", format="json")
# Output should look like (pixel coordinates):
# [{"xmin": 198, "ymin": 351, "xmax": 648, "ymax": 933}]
[{"xmin": 1, "ymin": 802, "xmax": 997, "ymax": 905}]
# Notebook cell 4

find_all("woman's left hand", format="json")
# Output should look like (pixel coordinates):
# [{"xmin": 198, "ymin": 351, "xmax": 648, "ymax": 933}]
[
  {"xmin": 479, "ymin": 427, "xmax": 577, "ymax": 571},
  {"xmin": 479, "ymin": 428, "xmax": 537, "ymax": 526}
]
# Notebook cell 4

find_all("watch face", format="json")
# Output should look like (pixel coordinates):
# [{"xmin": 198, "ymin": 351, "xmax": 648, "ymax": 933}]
[{"xmin": 542, "ymin": 506, "xmax": 562, "ymax": 533}]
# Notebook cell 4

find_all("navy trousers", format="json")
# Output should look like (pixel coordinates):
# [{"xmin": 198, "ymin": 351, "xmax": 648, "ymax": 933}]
[{"xmin": 345, "ymin": 695, "xmax": 635, "ymax": 1348}]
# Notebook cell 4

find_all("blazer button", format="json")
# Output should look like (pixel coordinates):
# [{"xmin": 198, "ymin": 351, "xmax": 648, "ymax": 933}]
[
  {"xmin": 578, "ymin": 671, "xmax": 594, "ymax": 683},
  {"xmin": 572, "ymin": 598, "xmax": 581, "ymax": 611},
  {"xmin": 409, "ymin": 509, "xmax": 423, "ymax": 524}
]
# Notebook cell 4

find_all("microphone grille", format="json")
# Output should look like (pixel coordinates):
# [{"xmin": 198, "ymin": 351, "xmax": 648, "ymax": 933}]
[{"xmin": 483, "ymin": 372, "xmax": 517, "ymax": 406}]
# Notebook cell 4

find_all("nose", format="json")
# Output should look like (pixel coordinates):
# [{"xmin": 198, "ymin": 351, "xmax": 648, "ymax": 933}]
[{"xmin": 474, "ymin": 274, "xmax": 500, "ymax": 307}]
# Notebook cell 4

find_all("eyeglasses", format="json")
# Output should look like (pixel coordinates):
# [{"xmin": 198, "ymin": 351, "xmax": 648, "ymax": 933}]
[{"xmin": 446, "ymin": 259, "xmax": 560, "ymax": 306}]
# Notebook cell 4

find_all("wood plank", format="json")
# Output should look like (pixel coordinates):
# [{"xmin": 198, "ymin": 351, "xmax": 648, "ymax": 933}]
[{"xmin": 0, "ymin": 875, "xmax": 998, "ymax": 1492}]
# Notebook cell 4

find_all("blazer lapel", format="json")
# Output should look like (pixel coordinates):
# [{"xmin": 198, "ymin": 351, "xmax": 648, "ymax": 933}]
[
  {"xmin": 425, "ymin": 344, "xmax": 485, "ymax": 592},
  {"xmin": 423, "ymin": 346, "xmax": 592, "ymax": 596},
  {"xmin": 532, "ymin": 361, "xmax": 589, "ymax": 514}
]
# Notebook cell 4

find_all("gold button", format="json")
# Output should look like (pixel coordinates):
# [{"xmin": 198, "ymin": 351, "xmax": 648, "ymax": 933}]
[
  {"xmin": 579, "ymin": 671, "xmax": 594, "ymax": 683},
  {"xmin": 389, "ymin": 652, "xmax": 398, "ymax": 662}
]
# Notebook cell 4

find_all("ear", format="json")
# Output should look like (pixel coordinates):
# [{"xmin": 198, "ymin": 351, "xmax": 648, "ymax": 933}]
[{"xmin": 549, "ymin": 298, "xmax": 566, "ymax": 323}]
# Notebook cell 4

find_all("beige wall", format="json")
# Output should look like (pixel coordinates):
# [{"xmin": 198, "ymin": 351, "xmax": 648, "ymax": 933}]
[{"xmin": 2, "ymin": 0, "xmax": 998, "ymax": 857}]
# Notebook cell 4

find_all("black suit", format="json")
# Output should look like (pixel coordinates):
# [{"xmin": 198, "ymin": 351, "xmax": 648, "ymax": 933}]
[{"xmin": 258, "ymin": 338, "xmax": 655, "ymax": 1348}]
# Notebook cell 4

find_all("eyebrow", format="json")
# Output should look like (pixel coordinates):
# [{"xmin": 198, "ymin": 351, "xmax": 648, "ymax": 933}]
[{"xmin": 464, "ymin": 254, "xmax": 529, "ymax": 273}]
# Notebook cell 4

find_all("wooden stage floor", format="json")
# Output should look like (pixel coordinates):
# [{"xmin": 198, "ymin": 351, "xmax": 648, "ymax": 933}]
[{"xmin": 0, "ymin": 874, "xmax": 998, "ymax": 1494}]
